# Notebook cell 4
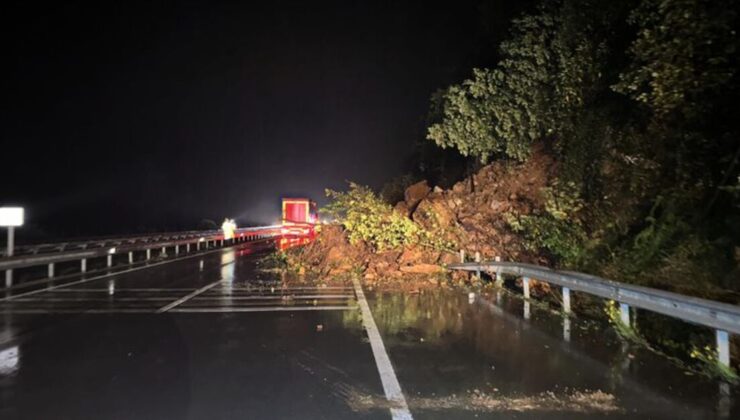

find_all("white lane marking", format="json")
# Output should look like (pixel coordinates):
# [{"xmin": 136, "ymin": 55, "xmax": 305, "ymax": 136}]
[
  {"xmin": 167, "ymin": 306, "xmax": 357, "ymax": 313},
  {"xmin": 7, "ymin": 297, "xmax": 176, "ymax": 302},
  {"xmin": 156, "ymin": 281, "xmax": 223, "ymax": 313},
  {"xmin": 3, "ymin": 294, "xmax": 355, "ymax": 303},
  {"xmin": 49, "ymin": 288, "xmax": 195, "ymax": 292},
  {"xmin": 352, "ymin": 277, "xmax": 413, "ymax": 420},
  {"xmin": 0, "ymin": 306, "xmax": 357, "ymax": 315},
  {"xmin": 0, "ymin": 245, "xmax": 237, "ymax": 302},
  {"xmin": 224, "ymin": 286, "xmax": 354, "ymax": 290},
  {"xmin": 1, "ymin": 309, "xmax": 155, "ymax": 314},
  {"xmin": 192, "ymin": 294, "xmax": 355, "ymax": 300}
]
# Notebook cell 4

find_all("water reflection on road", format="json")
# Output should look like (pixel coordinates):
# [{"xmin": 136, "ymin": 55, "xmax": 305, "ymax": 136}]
[{"xmin": 357, "ymin": 288, "xmax": 737, "ymax": 419}]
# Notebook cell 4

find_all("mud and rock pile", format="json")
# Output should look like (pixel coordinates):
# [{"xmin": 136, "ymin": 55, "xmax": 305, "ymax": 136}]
[
  {"xmin": 412, "ymin": 147, "xmax": 555, "ymax": 264},
  {"xmin": 287, "ymin": 147, "xmax": 556, "ymax": 283}
]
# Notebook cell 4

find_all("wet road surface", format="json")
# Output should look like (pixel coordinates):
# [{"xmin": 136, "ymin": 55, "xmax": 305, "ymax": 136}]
[
  {"xmin": 367, "ymin": 289, "xmax": 738, "ymax": 419},
  {"xmin": 0, "ymin": 242, "xmax": 736, "ymax": 419}
]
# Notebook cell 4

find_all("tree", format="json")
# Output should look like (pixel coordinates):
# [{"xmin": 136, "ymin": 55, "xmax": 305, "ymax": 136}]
[{"xmin": 424, "ymin": 0, "xmax": 740, "ymax": 293}]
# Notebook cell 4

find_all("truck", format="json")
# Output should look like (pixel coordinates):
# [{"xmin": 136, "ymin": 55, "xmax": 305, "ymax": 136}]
[
  {"xmin": 281, "ymin": 198, "xmax": 318, "ymax": 225},
  {"xmin": 280, "ymin": 198, "xmax": 319, "ymax": 248}
]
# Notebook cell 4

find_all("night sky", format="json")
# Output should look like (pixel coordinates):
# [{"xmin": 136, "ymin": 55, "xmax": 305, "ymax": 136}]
[{"xmin": 2, "ymin": 1, "xmax": 530, "ymax": 239}]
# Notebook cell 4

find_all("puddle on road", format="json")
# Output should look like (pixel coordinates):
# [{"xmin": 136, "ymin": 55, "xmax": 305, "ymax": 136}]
[{"xmin": 351, "ymin": 288, "xmax": 738, "ymax": 419}]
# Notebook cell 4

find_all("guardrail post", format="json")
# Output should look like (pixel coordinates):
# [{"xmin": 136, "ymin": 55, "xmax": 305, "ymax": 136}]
[
  {"xmin": 107, "ymin": 254, "xmax": 113, "ymax": 268},
  {"xmin": 717, "ymin": 330, "xmax": 730, "ymax": 368},
  {"xmin": 474, "ymin": 252, "xmax": 481, "ymax": 278},
  {"xmin": 562, "ymin": 287, "xmax": 571, "ymax": 314},
  {"xmin": 186, "ymin": 243, "xmax": 190, "ymax": 253},
  {"xmin": 494, "ymin": 256, "xmax": 503, "ymax": 287},
  {"xmin": 220, "ymin": 239, "xmax": 224, "ymax": 247},
  {"xmin": 619, "ymin": 303, "xmax": 630, "ymax": 326},
  {"xmin": 161, "ymin": 246, "xmax": 166, "ymax": 256},
  {"xmin": 563, "ymin": 317, "xmax": 571, "ymax": 342},
  {"xmin": 146, "ymin": 249, "xmax": 151, "ymax": 260},
  {"xmin": 128, "ymin": 252, "xmax": 133, "ymax": 264},
  {"xmin": 524, "ymin": 301, "xmax": 530, "ymax": 320},
  {"xmin": 523, "ymin": 277, "xmax": 530, "ymax": 299},
  {"xmin": 5, "ymin": 226, "xmax": 14, "ymax": 287},
  {"xmin": 48, "ymin": 263, "xmax": 55, "ymax": 278},
  {"xmin": 81, "ymin": 258, "xmax": 87, "ymax": 273},
  {"xmin": 459, "ymin": 250, "xmax": 465, "ymax": 263}
]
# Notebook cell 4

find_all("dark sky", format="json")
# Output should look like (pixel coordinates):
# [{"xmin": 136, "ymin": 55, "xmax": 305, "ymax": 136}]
[{"xmin": 2, "ymin": 1, "xmax": 529, "ymax": 239}]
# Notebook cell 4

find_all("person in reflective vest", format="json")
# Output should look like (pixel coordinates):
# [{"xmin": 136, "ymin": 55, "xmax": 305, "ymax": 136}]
[{"xmin": 221, "ymin": 218, "xmax": 236, "ymax": 245}]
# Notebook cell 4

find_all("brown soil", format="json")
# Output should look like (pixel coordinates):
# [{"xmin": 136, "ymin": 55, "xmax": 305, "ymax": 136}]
[{"xmin": 286, "ymin": 145, "xmax": 557, "ymax": 288}]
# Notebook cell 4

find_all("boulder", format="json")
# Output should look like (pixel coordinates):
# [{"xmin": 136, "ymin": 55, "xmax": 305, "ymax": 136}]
[
  {"xmin": 404, "ymin": 180, "xmax": 431, "ymax": 211},
  {"xmin": 398, "ymin": 246, "xmax": 424, "ymax": 265},
  {"xmin": 412, "ymin": 195, "xmax": 456, "ymax": 231},
  {"xmin": 489, "ymin": 199, "xmax": 507, "ymax": 212},
  {"xmin": 452, "ymin": 181, "xmax": 467, "ymax": 193},
  {"xmin": 399, "ymin": 264, "xmax": 446, "ymax": 274},
  {"xmin": 438, "ymin": 251, "xmax": 460, "ymax": 266},
  {"xmin": 394, "ymin": 201, "xmax": 411, "ymax": 218}
]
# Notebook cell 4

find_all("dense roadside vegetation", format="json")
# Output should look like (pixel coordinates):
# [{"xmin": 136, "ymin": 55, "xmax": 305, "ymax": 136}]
[
  {"xmin": 324, "ymin": 0, "xmax": 738, "ymax": 296},
  {"xmin": 305, "ymin": 0, "xmax": 739, "ymax": 382},
  {"xmin": 419, "ymin": 0, "xmax": 739, "ymax": 295}
]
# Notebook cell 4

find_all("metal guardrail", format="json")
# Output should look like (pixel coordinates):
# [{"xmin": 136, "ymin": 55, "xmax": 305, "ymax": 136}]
[
  {"xmin": 1, "ymin": 225, "xmax": 282, "ymax": 286},
  {"xmin": 449, "ymin": 260, "xmax": 739, "ymax": 367},
  {"xmin": 1, "ymin": 226, "xmax": 281, "ymax": 257}
]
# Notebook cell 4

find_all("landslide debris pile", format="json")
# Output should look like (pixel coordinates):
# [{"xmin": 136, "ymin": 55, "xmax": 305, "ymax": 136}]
[{"xmin": 286, "ymin": 148, "xmax": 556, "ymax": 284}]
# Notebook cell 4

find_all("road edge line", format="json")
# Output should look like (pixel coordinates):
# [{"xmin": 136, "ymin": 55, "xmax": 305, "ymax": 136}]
[{"xmin": 352, "ymin": 277, "xmax": 413, "ymax": 420}]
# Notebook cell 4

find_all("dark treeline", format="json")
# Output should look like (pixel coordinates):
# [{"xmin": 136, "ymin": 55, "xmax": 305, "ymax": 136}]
[{"xmin": 417, "ymin": 0, "xmax": 739, "ymax": 295}]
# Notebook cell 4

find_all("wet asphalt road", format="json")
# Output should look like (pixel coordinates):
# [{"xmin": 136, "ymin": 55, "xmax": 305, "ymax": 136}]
[
  {"xmin": 0, "ymin": 241, "xmax": 736, "ymax": 419},
  {"xmin": 0, "ymin": 243, "xmax": 386, "ymax": 419}
]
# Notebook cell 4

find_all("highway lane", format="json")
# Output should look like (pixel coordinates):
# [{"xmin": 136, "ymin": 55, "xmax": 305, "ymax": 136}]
[
  {"xmin": 0, "ymin": 241, "xmax": 735, "ymax": 419},
  {"xmin": 0, "ymin": 242, "xmax": 394, "ymax": 420}
]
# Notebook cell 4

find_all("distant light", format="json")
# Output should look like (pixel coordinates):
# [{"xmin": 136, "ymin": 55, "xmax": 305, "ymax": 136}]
[
  {"xmin": 199, "ymin": 238, "xmax": 205, "ymax": 242},
  {"xmin": 0, "ymin": 207, "xmax": 24, "ymax": 227},
  {"xmin": 108, "ymin": 247, "xmax": 116, "ymax": 254}
]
